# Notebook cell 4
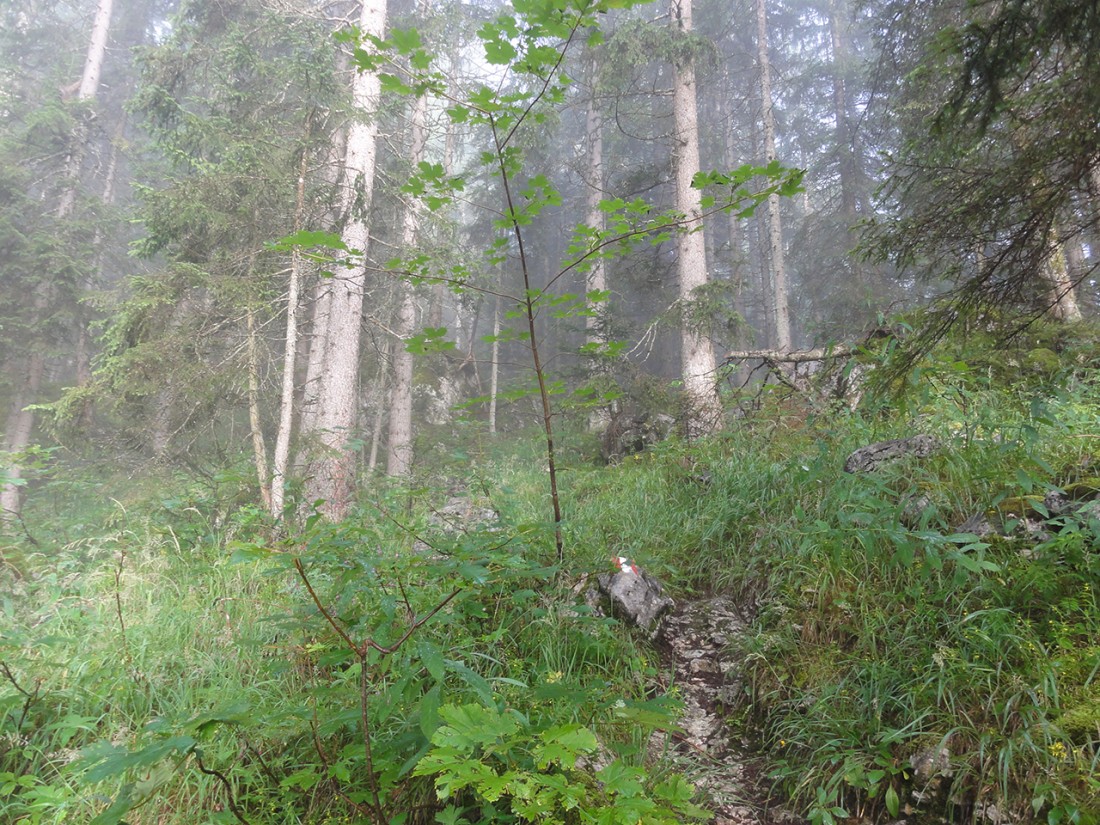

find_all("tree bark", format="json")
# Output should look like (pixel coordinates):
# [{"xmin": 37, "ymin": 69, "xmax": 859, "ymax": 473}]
[
  {"xmin": 720, "ymin": 82, "xmax": 749, "ymax": 349},
  {"xmin": 583, "ymin": 49, "xmax": 613, "ymax": 431},
  {"xmin": 246, "ymin": 307, "xmax": 272, "ymax": 511},
  {"xmin": 366, "ymin": 339, "xmax": 391, "ymax": 473},
  {"xmin": 79, "ymin": 0, "xmax": 113, "ymax": 99},
  {"xmin": 299, "ymin": 276, "xmax": 332, "ymax": 439},
  {"xmin": 671, "ymin": 0, "xmax": 720, "ymax": 437},
  {"xmin": 754, "ymin": 0, "xmax": 791, "ymax": 351},
  {"xmin": 1044, "ymin": 231, "xmax": 1083, "ymax": 322},
  {"xmin": 386, "ymin": 86, "xmax": 427, "ymax": 478},
  {"xmin": 302, "ymin": 0, "xmax": 386, "ymax": 518},
  {"xmin": 829, "ymin": 0, "xmax": 859, "ymax": 220},
  {"xmin": 428, "ymin": 123, "xmax": 457, "ymax": 331},
  {"xmin": 0, "ymin": 352, "xmax": 44, "ymax": 523},
  {"xmin": 724, "ymin": 345, "xmax": 855, "ymax": 364},
  {"xmin": 270, "ymin": 143, "xmax": 310, "ymax": 517},
  {"xmin": 488, "ymin": 291, "xmax": 501, "ymax": 435},
  {"xmin": 56, "ymin": 0, "xmax": 114, "ymax": 219}
]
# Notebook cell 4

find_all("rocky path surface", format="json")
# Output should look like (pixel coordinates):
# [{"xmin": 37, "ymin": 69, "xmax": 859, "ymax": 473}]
[{"xmin": 655, "ymin": 597, "xmax": 797, "ymax": 825}]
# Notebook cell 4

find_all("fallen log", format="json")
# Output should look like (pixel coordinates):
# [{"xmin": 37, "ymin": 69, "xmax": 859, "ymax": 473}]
[{"xmin": 721, "ymin": 345, "xmax": 855, "ymax": 366}]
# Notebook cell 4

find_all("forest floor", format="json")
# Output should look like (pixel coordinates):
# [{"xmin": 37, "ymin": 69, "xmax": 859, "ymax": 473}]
[{"xmin": 2, "ymin": 332, "xmax": 1100, "ymax": 824}]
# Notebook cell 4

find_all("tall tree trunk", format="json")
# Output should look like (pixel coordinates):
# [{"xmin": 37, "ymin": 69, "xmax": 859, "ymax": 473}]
[
  {"xmin": 829, "ymin": 0, "xmax": 858, "ymax": 220},
  {"xmin": 367, "ymin": 339, "xmax": 391, "ymax": 473},
  {"xmin": 246, "ymin": 307, "xmax": 272, "ymax": 510},
  {"xmin": 55, "ymin": 0, "xmax": 114, "ymax": 219},
  {"xmin": 387, "ymin": 86, "xmax": 427, "ymax": 478},
  {"xmin": 829, "ymin": 0, "xmax": 867, "ymax": 296},
  {"xmin": 1, "ymin": 352, "xmax": 44, "ymax": 523},
  {"xmin": 750, "ymin": 120, "xmax": 775, "ymax": 347},
  {"xmin": 488, "ymin": 291, "xmax": 501, "ymax": 435},
  {"xmin": 1044, "ymin": 230, "xmax": 1083, "ymax": 322},
  {"xmin": 428, "ymin": 124, "xmax": 457, "ymax": 331},
  {"xmin": 721, "ymin": 93, "xmax": 752, "ymax": 385},
  {"xmin": 299, "ymin": 277, "xmax": 332, "ymax": 439},
  {"xmin": 754, "ymin": 0, "xmax": 791, "ymax": 351},
  {"xmin": 671, "ymin": 0, "xmax": 720, "ymax": 437},
  {"xmin": 720, "ymin": 84, "xmax": 749, "ymax": 349},
  {"xmin": 1065, "ymin": 234, "xmax": 1085, "ymax": 286},
  {"xmin": 302, "ymin": 0, "xmax": 386, "ymax": 519},
  {"xmin": 299, "ymin": 114, "xmax": 350, "ymax": 441},
  {"xmin": 583, "ymin": 49, "xmax": 612, "ymax": 431},
  {"xmin": 270, "ymin": 144, "xmax": 310, "ymax": 517},
  {"xmin": 3, "ymin": 0, "xmax": 114, "ymax": 528}
]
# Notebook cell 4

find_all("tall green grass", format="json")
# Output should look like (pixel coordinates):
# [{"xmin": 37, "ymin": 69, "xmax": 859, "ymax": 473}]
[
  {"xmin": 2, "ymin": 468, "xmax": 670, "ymax": 823},
  {"xmin": 514, "ymin": 350, "xmax": 1098, "ymax": 822},
  {"xmin": 3, "ymin": 334, "xmax": 1099, "ymax": 823}
]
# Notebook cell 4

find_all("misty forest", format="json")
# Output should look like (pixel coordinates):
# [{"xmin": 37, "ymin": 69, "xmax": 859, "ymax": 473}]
[{"xmin": 2, "ymin": 0, "xmax": 1099, "ymax": 822}]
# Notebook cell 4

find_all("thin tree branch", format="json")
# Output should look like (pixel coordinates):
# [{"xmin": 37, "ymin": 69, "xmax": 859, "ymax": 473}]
[
  {"xmin": 193, "ymin": 750, "xmax": 251, "ymax": 825},
  {"xmin": 293, "ymin": 557, "xmax": 359, "ymax": 652}
]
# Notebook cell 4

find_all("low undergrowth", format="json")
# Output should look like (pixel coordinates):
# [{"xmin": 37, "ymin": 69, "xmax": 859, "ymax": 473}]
[
  {"xmin": 2, "ymin": 334, "xmax": 1099, "ymax": 823},
  {"xmin": 548, "ymin": 345, "xmax": 1100, "ymax": 824},
  {"xmin": 1, "ymin": 474, "xmax": 695, "ymax": 823}
]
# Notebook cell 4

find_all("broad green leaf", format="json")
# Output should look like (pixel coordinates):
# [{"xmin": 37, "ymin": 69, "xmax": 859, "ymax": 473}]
[
  {"xmin": 380, "ymin": 73, "xmax": 414, "ymax": 95},
  {"xmin": 418, "ymin": 640, "xmax": 447, "ymax": 683},
  {"xmin": 886, "ymin": 785, "xmax": 900, "ymax": 818},
  {"xmin": 482, "ymin": 38, "xmax": 517, "ymax": 65},
  {"xmin": 432, "ymin": 703, "xmax": 515, "ymax": 750},
  {"xmin": 419, "ymin": 684, "xmax": 442, "ymax": 739},
  {"xmin": 186, "ymin": 701, "xmax": 251, "ymax": 736},
  {"xmin": 597, "ymin": 760, "xmax": 645, "ymax": 797},
  {"xmin": 89, "ymin": 784, "xmax": 134, "ymax": 825},
  {"xmin": 389, "ymin": 27, "xmax": 423, "ymax": 55},
  {"xmin": 443, "ymin": 663, "xmax": 495, "ymax": 705},
  {"xmin": 281, "ymin": 768, "xmax": 321, "ymax": 791},
  {"xmin": 534, "ymin": 723, "xmax": 597, "ymax": 768}
]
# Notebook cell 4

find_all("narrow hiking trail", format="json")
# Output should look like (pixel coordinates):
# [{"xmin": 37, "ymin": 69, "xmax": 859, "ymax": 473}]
[{"xmin": 656, "ymin": 596, "xmax": 799, "ymax": 825}]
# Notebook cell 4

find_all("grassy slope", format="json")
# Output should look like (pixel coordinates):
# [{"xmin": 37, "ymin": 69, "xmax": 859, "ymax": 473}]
[
  {"xmin": 549, "ymin": 364, "xmax": 1099, "ymax": 823},
  {"xmin": 2, "ymin": 341, "xmax": 1098, "ymax": 823}
]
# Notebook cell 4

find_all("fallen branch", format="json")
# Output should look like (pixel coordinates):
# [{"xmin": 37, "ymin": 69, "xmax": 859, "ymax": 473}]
[
  {"xmin": 725, "ymin": 344, "xmax": 866, "ymax": 412},
  {"xmin": 722, "ymin": 345, "xmax": 855, "ymax": 366}
]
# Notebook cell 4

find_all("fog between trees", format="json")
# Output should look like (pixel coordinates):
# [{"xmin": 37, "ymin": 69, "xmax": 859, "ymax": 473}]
[{"xmin": 2, "ymin": 0, "xmax": 1096, "ymax": 522}]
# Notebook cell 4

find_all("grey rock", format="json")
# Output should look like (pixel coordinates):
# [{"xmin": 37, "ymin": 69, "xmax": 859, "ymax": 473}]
[
  {"xmin": 956, "ymin": 512, "xmax": 996, "ymax": 537},
  {"xmin": 596, "ymin": 562, "xmax": 674, "ymax": 636},
  {"xmin": 910, "ymin": 743, "xmax": 952, "ymax": 782},
  {"xmin": 844, "ymin": 434, "xmax": 940, "ymax": 473},
  {"xmin": 901, "ymin": 494, "xmax": 935, "ymax": 528},
  {"xmin": 974, "ymin": 801, "xmax": 1018, "ymax": 825},
  {"xmin": 430, "ymin": 495, "xmax": 498, "ymax": 531},
  {"xmin": 1043, "ymin": 490, "xmax": 1070, "ymax": 516},
  {"xmin": 600, "ymin": 412, "xmax": 676, "ymax": 463},
  {"xmin": 1020, "ymin": 517, "xmax": 1052, "ymax": 542},
  {"xmin": 413, "ymin": 493, "xmax": 499, "ymax": 554}
]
